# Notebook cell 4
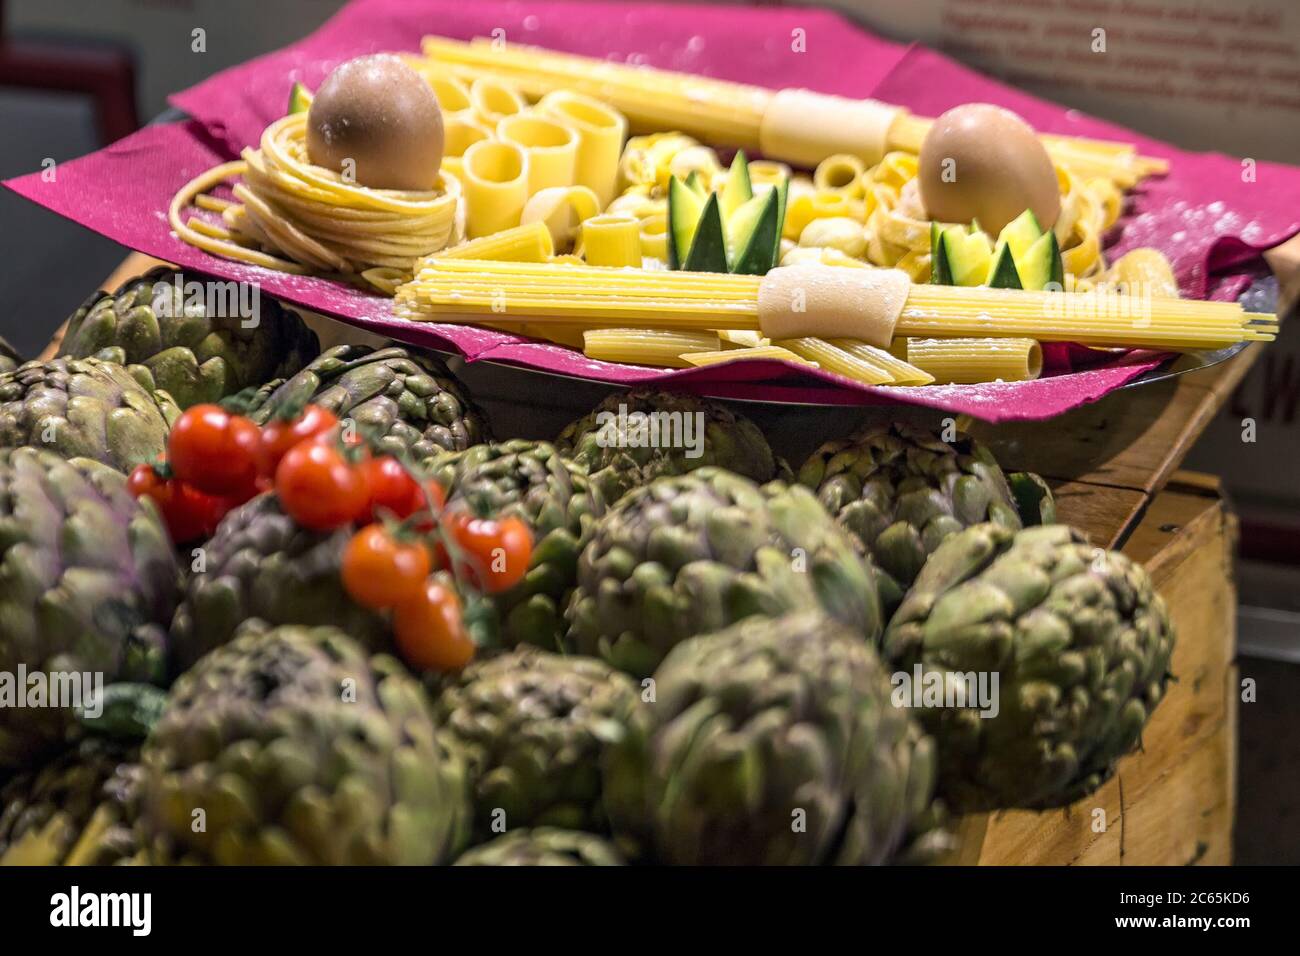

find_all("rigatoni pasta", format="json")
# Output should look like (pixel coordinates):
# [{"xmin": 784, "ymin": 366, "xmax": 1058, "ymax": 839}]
[
  {"xmin": 581, "ymin": 215, "xmax": 641, "ymax": 267},
  {"xmin": 902, "ymin": 337, "xmax": 1043, "ymax": 384}
]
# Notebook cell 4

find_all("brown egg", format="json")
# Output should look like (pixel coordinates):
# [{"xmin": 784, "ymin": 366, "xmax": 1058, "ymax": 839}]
[
  {"xmin": 917, "ymin": 103, "xmax": 1060, "ymax": 237},
  {"xmin": 306, "ymin": 54, "xmax": 444, "ymax": 191}
]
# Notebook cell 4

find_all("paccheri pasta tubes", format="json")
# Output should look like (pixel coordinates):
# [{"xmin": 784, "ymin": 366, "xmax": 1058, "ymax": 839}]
[{"xmin": 461, "ymin": 139, "xmax": 530, "ymax": 239}]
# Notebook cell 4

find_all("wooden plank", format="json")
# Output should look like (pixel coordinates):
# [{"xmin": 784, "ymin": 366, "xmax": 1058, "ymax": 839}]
[
  {"xmin": 967, "ymin": 353, "xmax": 1255, "ymax": 494},
  {"xmin": 1046, "ymin": 479, "xmax": 1147, "ymax": 550},
  {"xmin": 969, "ymin": 481, "xmax": 1236, "ymax": 865}
]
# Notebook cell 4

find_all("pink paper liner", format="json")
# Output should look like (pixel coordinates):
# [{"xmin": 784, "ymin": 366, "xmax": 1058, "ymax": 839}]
[{"xmin": 7, "ymin": 0, "xmax": 1298, "ymax": 421}]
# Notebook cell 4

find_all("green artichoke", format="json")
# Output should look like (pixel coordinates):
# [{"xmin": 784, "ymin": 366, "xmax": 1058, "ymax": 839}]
[
  {"xmin": 0, "ymin": 448, "xmax": 180, "ymax": 769},
  {"xmin": 604, "ymin": 610, "xmax": 942, "ymax": 865},
  {"xmin": 0, "ymin": 357, "xmax": 179, "ymax": 473},
  {"xmin": 431, "ymin": 647, "xmax": 637, "ymax": 836},
  {"xmin": 56, "ymin": 266, "xmax": 320, "ymax": 409},
  {"xmin": 453, "ymin": 827, "xmax": 626, "ymax": 866},
  {"xmin": 426, "ymin": 440, "xmax": 605, "ymax": 649},
  {"xmin": 883, "ymin": 523, "xmax": 1175, "ymax": 812},
  {"xmin": 138, "ymin": 621, "xmax": 471, "ymax": 865},
  {"xmin": 564, "ymin": 468, "xmax": 882, "ymax": 678},
  {"xmin": 248, "ymin": 344, "xmax": 490, "ymax": 459},
  {"xmin": 169, "ymin": 492, "xmax": 387, "ymax": 676},
  {"xmin": 798, "ymin": 423, "xmax": 1037, "ymax": 609},
  {"xmin": 555, "ymin": 389, "xmax": 779, "ymax": 504},
  {"xmin": 0, "ymin": 736, "xmax": 143, "ymax": 865},
  {"xmin": 0, "ymin": 336, "xmax": 20, "ymax": 375}
]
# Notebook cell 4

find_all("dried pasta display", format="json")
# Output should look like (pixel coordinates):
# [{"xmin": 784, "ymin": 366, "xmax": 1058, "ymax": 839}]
[{"xmin": 166, "ymin": 39, "xmax": 1275, "ymax": 389}]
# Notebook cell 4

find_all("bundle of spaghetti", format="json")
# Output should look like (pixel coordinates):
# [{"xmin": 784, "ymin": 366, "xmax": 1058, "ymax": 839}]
[
  {"xmin": 393, "ymin": 258, "xmax": 1274, "ymax": 351},
  {"xmin": 418, "ymin": 36, "xmax": 1166, "ymax": 186},
  {"xmin": 901, "ymin": 338, "xmax": 1043, "ymax": 384},
  {"xmin": 170, "ymin": 113, "xmax": 460, "ymax": 289}
]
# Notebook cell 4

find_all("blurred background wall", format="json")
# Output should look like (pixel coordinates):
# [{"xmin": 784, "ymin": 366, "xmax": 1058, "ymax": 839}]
[{"xmin": 1, "ymin": 0, "xmax": 1296, "ymax": 861}]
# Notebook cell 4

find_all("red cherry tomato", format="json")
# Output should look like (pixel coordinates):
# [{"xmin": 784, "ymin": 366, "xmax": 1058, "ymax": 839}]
[
  {"xmin": 168, "ymin": 404, "xmax": 261, "ymax": 499},
  {"xmin": 360, "ymin": 456, "xmax": 423, "ymax": 521},
  {"xmin": 409, "ymin": 480, "xmax": 448, "ymax": 533},
  {"xmin": 340, "ymin": 524, "xmax": 432, "ymax": 610},
  {"xmin": 127, "ymin": 462, "xmax": 165, "ymax": 500},
  {"xmin": 274, "ymin": 440, "xmax": 370, "ymax": 531},
  {"xmin": 256, "ymin": 404, "xmax": 339, "ymax": 477},
  {"xmin": 444, "ymin": 512, "xmax": 533, "ymax": 594},
  {"xmin": 393, "ymin": 578, "xmax": 474, "ymax": 672},
  {"xmin": 128, "ymin": 464, "xmax": 232, "ymax": 544}
]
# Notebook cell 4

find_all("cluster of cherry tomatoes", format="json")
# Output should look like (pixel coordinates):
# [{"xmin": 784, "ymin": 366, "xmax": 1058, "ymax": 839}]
[{"xmin": 128, "ymin": 402, "xmax": 534, "ymax": 672}]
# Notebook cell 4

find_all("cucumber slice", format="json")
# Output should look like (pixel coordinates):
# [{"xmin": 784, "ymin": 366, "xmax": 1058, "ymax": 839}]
[
  {"xmin": 668, "ymin": 175, "xmax": 706, "ymax": 270},
  {"xmin": 725, "ymin": 189, "xmax": 765, "ymax": 266},
  {"xmin": 684, "ymin": 170, "xmax": 707, "ymax": 198},
  {"xmin": 771, "ymin": 177, "xmax": 789, "ymax": 270},
  {"xmin": 930, "ymin": 222, "xmax": 954, "ymax": 285},
  {"xmin": 287, "ymin": 82, "xmax": 313, "ymax": 115},
  {"xmin": 1015, "ymin": 231, "xmax": 1063, "ymax": 291},
  {"xmin": 718, "ymin": 150, "xmax": 754, "ymax": 221},
  {"xmin": 682, "ymin": 193, "xmax": 729, "ymax": 273},
  {"xmin": 995, "ymin": 209, "xmax": 1043, "ymax": 263},
  {"xmin": 946, "ymin": 229, "xmax": 993, "ymax": 287},
  {"xmin": 986, "ymin": 241, "xmax": 1023, "ymax": 290},
  {"xmin": 731, "ymin": 187, "xmax": 781, "ymax": 275},
  {"xmin": 932, "ymin": 224, "xmax": 992, "ymax": 286}
]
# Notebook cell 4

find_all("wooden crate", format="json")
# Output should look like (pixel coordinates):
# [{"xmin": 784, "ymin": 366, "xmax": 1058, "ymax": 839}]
[{"xmin": 949, "ymin": 474, "xmax": 1237, "ymax": 865}]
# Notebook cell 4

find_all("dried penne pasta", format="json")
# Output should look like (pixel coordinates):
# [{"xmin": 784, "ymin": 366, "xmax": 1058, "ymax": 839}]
[
  {"xmin": 828, "ymin": 339, "xmax": 936, "ymax": 386},
  {"xmin": 681, "ymin": 346, "xmax": 818, "ymax": 368},
  {"xmin": 584, "ymin": 328, "xmax": 720, "ymax": 366},
  {"xmin": 432, "ymin": 221, "xmax": 554, "ymax": 262},
  {"xmin": 777, "ymin": 337, "xmax": 933, "ymax": 386}
]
